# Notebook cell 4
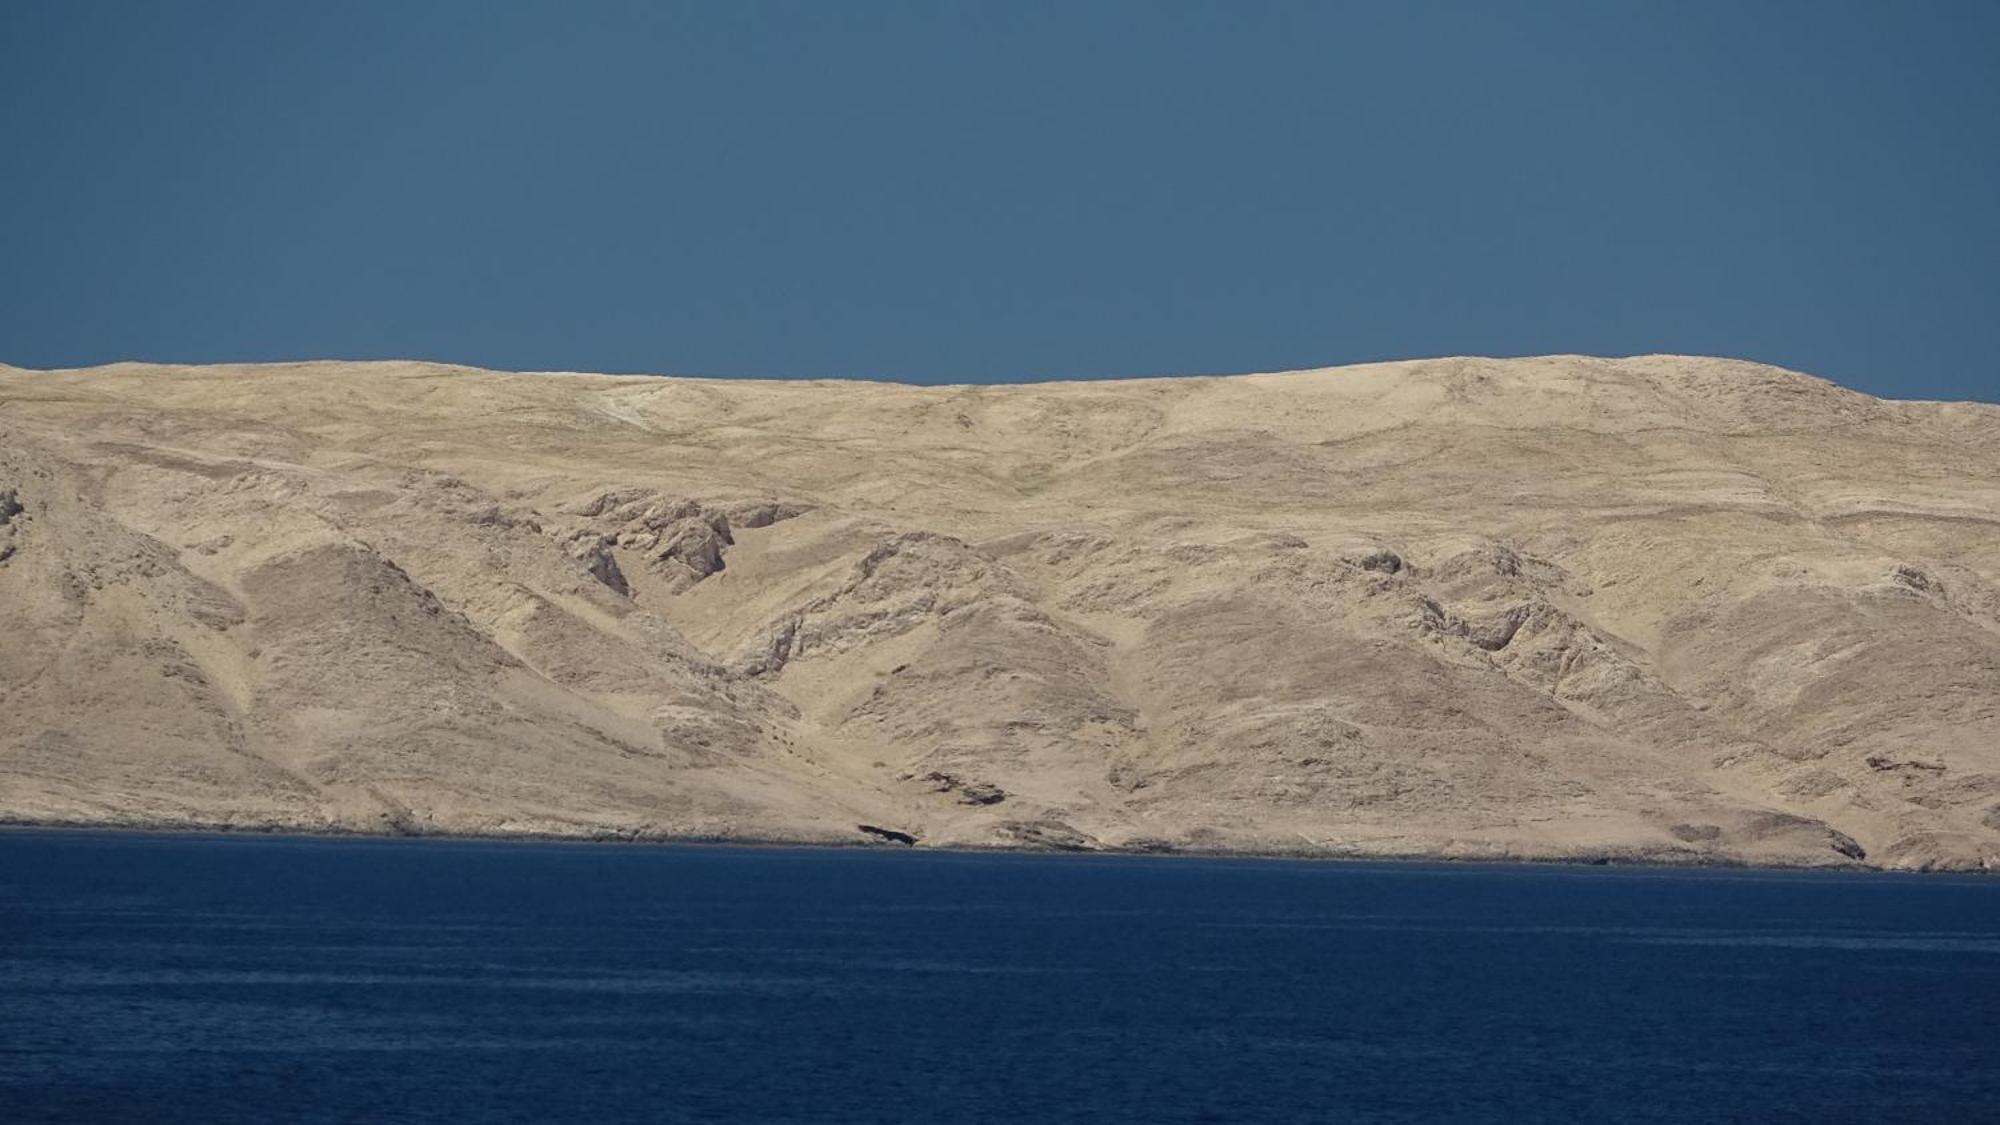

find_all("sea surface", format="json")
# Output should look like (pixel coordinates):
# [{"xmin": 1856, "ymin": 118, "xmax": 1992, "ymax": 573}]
[{"xmin": 0, "ymin": 832, "xmax": 1994, "ymax": 1123}]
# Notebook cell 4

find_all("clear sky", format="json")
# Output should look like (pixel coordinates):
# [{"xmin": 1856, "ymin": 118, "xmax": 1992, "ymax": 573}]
[{"xmin": 4, "ymin": 2, "xmax": 1997, "ymax": 401}]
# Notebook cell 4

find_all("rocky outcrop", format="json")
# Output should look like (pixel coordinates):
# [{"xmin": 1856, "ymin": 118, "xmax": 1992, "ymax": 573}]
[
  {"xmin": 557, "ymin": 490, "xmax": 810, "ymax": 595},
  {"xmin": 912, "ymin": 771, "xmax": 1008, "ymax": 805},
  {"xmin": 996, "ymin": 819, "xmax": 1099, "ymax": 851},
  {"xmin": 736, "ymin": 532, "xmax": 1020, "ymax": 674},
  {"xmin": 0, "ymin": 486, "xmax": 20, "ymax": 563}
]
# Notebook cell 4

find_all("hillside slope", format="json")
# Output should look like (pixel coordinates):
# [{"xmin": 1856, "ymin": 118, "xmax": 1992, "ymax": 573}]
[{"xmin": 3, "ymin": 355, "xmax": 1996, "ymax": 868}]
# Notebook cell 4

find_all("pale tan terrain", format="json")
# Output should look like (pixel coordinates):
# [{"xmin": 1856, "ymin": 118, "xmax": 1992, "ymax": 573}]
[{"xmin": 2, "ymin": 355, "xmax": 1997, "ymax": 869}]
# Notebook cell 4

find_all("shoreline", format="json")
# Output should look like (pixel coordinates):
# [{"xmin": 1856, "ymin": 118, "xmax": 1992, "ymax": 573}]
[{"xmin": 3, "ymin": 818, "xmax": 1982, "ymax": 877}]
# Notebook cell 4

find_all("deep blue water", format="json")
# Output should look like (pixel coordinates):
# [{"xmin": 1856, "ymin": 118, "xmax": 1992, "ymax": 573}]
[{"xmin": 1, "ymin": 833, "xmax": 1995, "ymax": 1123}]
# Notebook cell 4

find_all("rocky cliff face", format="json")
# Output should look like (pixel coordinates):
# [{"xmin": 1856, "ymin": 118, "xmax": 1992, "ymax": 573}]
[{"xmin": 2, "ymin": 355, "xmax": 1996, "ymax": 869}]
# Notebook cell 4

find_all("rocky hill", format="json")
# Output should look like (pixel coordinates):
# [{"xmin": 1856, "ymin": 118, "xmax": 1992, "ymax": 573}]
[{"xmin": 2, "ymin": 355, "xmax": 1996, "ymax": 869}]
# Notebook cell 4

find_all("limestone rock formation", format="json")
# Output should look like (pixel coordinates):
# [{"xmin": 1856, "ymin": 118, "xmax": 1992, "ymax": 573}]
[{"xmin": 1, "ymin": 355, "xmax": 1996, "ymax": 869}]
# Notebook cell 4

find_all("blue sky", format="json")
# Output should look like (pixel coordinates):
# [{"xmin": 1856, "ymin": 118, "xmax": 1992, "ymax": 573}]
[{"xmin": 4, "ymin": 1, "xmax": 1997, "ymax": 400}]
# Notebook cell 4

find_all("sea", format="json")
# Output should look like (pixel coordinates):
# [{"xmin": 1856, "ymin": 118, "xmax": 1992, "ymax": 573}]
[{"xmin": 1, "ymin": 831, "xmax": 1994, "ymax": 1123}]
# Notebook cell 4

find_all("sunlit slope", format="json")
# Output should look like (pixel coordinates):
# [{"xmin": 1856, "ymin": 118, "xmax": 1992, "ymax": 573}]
[{"xmin": 3, "ymin": 355, "xmax": 1996, "ymax": 868}]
